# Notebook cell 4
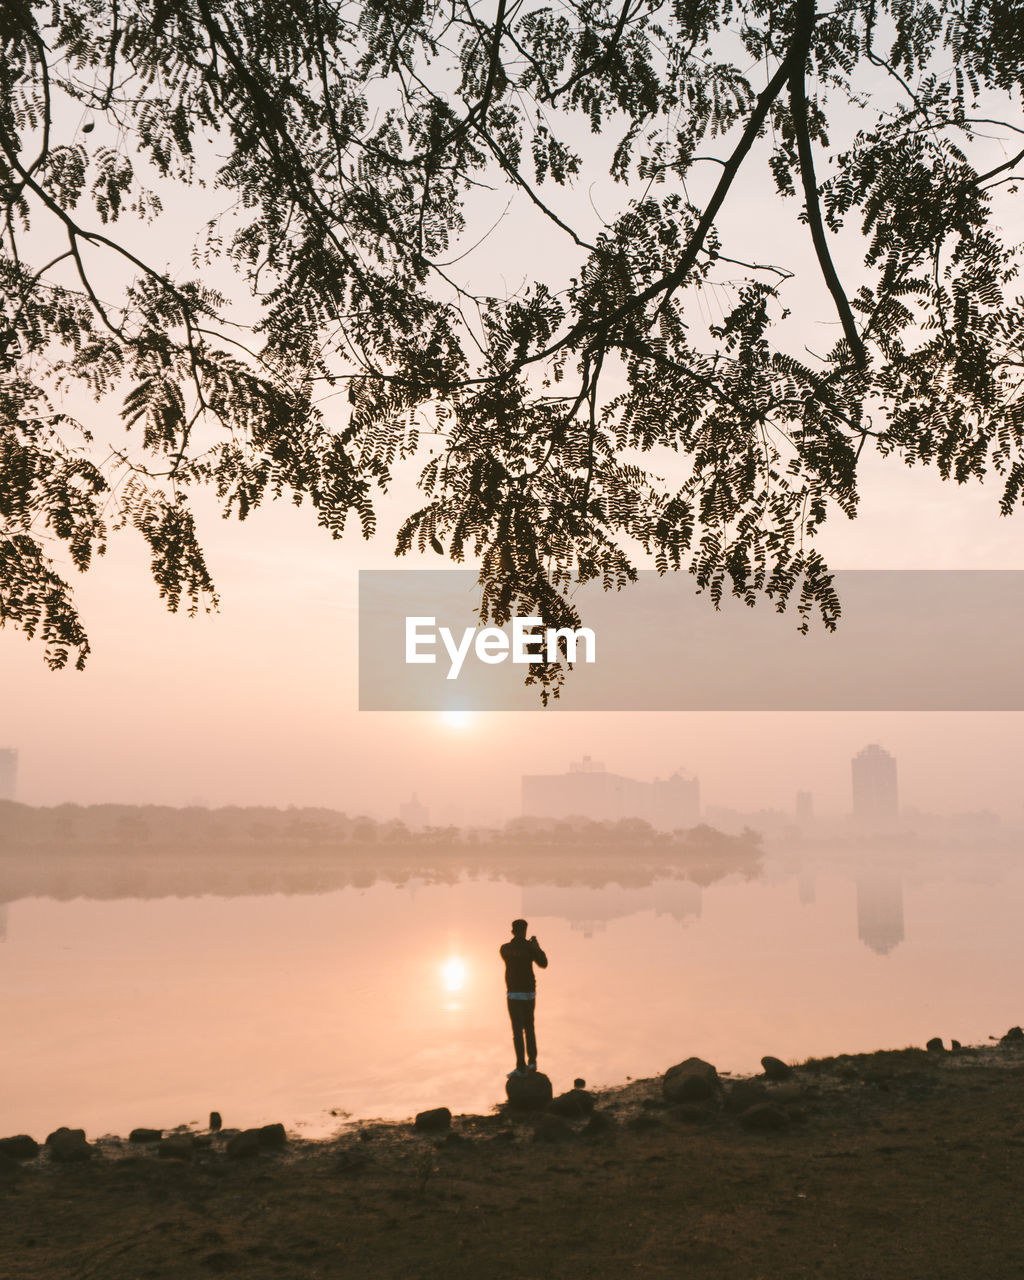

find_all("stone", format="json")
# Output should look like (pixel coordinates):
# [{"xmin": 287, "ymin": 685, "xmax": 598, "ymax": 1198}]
[
  {"xmin": 739, "ymin": 1104, "xmax": 791, "ymax": 1131},
  {"xmin": 573, "ymin": 1078, "xmax": 586, "ymax": 1089},
  {"xmin": 725, "ymin": 1080, "xmax": 768, "ymax": 1113},
  {"xmin": 663, "ymin": 1058, "xmax": 718, "ymax": 1103},
  {"xmin": 129, "ymin": 1128, "xmax": 162, "ymax": 1144},
  {"xmin": 1001, "ymin": 1026, "xmax": 1024, "ymax": 1045},
  {"xmin": 926, "ymin": 1037, "xmax": 944, "ymax": 1053},
  {"xmin": 951, "ymin": 1040, "xmax": 962, "ymax": 1052},
  {"xmin": 0, "ymin": 1153, "xmax": 20, "ymax": 1181},
  {"xmin": 158, "ymin": 1135, "xmax": 194, "ymax": 1161},
  {"xmin": 414, "ymin": 1107, "xmax": 452, "ymax": 1133},
  {"xmin": 258, "ymin": 1123, "xmax": 287, "ymax": 1149},
  {"xmin": 46, "ymin": 1127, "xmax": 92, "ymax": 1162},
  {"xmin": 0, "ymin": 1135, "xmax": 39, "ymax": 1160},
  {"xmin": 209, "ymin": 1112, "xmax": 223, "ymax": 1132},
  {"xmin": 548, "ymin": 1088, "xmax": 595, "ymax": 1119},
  {"xmin": 533, "ymin": 1114, "xmax": 573, "ymax": 1143},
  {"xmin": 225, "ymin": 1129, "xmax": 262, "ymax": 1160},
  {"xmin": 761, "ymin": 1056, "xmax": 793, "ymax": 1081},
  {"xmin": 506, "ymin": 1071, "xmax": 553, "ymax": 1111}
]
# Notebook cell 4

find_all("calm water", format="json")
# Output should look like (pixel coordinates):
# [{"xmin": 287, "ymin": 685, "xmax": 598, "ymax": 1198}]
[{"xmin": 1, "ymin": 846, "xmax": 1022, "ymax": 1138}]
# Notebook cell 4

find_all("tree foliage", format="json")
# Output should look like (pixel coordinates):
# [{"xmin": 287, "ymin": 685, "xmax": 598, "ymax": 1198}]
[{"xmin": 1, "ymin": 0, "xmax": 1022, "ymax": 673}]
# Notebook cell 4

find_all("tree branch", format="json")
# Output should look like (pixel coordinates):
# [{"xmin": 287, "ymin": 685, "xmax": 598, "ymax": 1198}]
[{"xmin": 788, "ymin": 0, "xmax": 867, "ymax": 369}]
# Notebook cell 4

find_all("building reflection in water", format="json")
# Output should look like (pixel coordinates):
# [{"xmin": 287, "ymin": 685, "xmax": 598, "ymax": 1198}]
[
  {"xmin": 521, "ymin": 878, "xmax": 702, "ymax": 938},
  {"xmin": 855, "ymin": 869, "xmax": 905, "ymax": 955}
]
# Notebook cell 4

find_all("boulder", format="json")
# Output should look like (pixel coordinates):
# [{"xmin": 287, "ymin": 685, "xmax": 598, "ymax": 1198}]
[
  {"xmin": 1001, "ymin": 1026, "xmax": 1024, "ymax": 1045},
  {"xmin": 951, "ymin": 1040, "xmax": 962, "ymax": 1052},
  {"xmin": 209, "ymin": 1112, "xmax": 222, "ymax": 1132},
  {"xmin": 0, "ymin": 1135, "xmax": 39, "ymax": 1160},
  {"xmin": 46, "ymin": 1127, "xmax": 92, "ymax": 1162},
  {"xmin": 414, "ymin": 1107, "xmax": 452, "ymax": 1134},
  {"xmin": 506, "ymin": 1071, "xmax": 553, "ymax": 1111},
  {"xmin": 225, "ymin": 1129, "xmax": 262, "ymax": 1160},
  {"xmin": 926, "ymin": 1037, "xmax": 944, "ymax": 1053},
  {"xmin": 739, "ymin": 1103, "xmax": 790, "ymax": 1131},
  {"xmin": 761, "ymin": 1056, "xmax": 792, "ymax": 1081},
  {"xmin": 158, "ymin": 1135, "xmax": 194, "ymax": 1161},
  {"xmin": 129, "ymin": 1128, "xmax": 162, "ymax": 1144},
  {"xmin": 725, "ymin": 1080, "xmax": 768, "ymax": 1114},
  {"xmin": 258, "ymin": 1123, "xmax": 287, "ymax": 1149},
  {"xmin": 548, "ymin": 1088, "xmax": 595, "ymax": 1119},
  {"xmin": 0, "ymin": 1153, "xmax": 21, "ymax": 1181},
  {"xmin": 663, "ymin": 1058, "xmax": 718, "ymax": 1103}
]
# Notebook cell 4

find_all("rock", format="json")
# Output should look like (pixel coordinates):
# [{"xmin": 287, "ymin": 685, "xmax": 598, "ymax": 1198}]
[
  {"xmin": 663, "ymin": 1058, "xmax": 718, "ymax": 1103},
  {"xmin": 0, "ymin": 1153, "xmax": 21, "ymax": 1181},
  {"xmin": 225, "ymin": 1129, "xmax": 262, "ymax": 1160},
  {"xmin": 739, "ymin": 1103, "xmax": 791, "ymax": 1131},
  {"xmin": 533, "ymin": 1114, "xmax": 573, "ymax": 1143},
  {"xmin": 761, "ymin": 1056, "xmax": 792, "ymax": 1081},
  {"xmin": 158, "ymin": 1135, "xmax": 194, "ymax": 1161},
  {"xmin": 0, "ymin": 1135, "xmax": 39, "ymax": 1160},
  {"xmin": 258, "ymin": 1123, "xmax": 287, "ymax": 1149},
  {"xmin": 128, "ymin": 1128, "xmax": 162, "ymax": 1144},
  {"xmin": 414, "ymin": 1107, "xmax": 452, "ymax": 1133},
  {"xmin": 725, "ymin": 1080, "xmax": 768, "ymax": 1113},
  {"xmin": 926, "ymin": 1037, "xmax": 944, "ymax": 1053},
  {"xmin": 573, "ymin": 1078, "xmax": 586, "ymax": 1089},
  {"xmin": 45, "ymin": 1127, "xmax": 92, "ymax": 1162},
  {"xmin": 505, "ymin": 1071, "xmax": 553, "ymax": 1111},
  {"xmin": 1001, "ymin": 1026, "xmax": 1024, "ymax": 1045},
  {"xmin": 548, "ymin": 1088, "xmax": 595, "ymax": 1119},
  {"xmin": 951, "ymin": 1040, "xmax": 962, "ymax": 1052},
  {"xmin": 209, "ymin": 1112, "xmax": 222, "ymax": 1132}
]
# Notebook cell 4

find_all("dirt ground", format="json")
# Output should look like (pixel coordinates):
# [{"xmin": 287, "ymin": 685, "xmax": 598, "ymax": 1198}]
[{"xmin": 3, "ymin": 1043, "xmax": 1024, "ymax": 1280}]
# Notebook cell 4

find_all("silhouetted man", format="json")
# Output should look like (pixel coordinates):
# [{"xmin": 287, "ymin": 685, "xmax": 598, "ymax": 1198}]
[{"xmin": 500, "ymin": 918, "xmax": 547, "ymax": 1077}]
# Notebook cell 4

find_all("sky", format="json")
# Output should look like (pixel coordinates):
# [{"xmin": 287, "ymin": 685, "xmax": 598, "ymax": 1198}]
[{"xmin": 2, "ymin": 24, "xmax": 1023, "ymax": 825}]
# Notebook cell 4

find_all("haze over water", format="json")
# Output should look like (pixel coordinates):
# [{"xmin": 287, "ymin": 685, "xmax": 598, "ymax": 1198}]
[{"xmin": 2, "ymin": 838, "xmax": 1021, "ymax": 1139}]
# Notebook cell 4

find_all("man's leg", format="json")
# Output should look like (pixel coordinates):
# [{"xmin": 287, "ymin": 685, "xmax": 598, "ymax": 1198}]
[
  {"xmin": 523, "ymin": 1000, "xmax": 537, "ymax": 1068},
  {"xmin": 507, "ymin": 999, "xmax": 526, "ymax": 1071}
]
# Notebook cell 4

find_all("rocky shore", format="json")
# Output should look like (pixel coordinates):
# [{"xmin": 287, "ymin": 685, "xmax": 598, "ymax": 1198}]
[{"xmin": 4, "ymin": 1032, "xmax": 1024, "ymax": 1278}]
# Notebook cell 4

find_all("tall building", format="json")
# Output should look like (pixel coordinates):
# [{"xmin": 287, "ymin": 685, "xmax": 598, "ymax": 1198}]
[
  {"xmin": 399, "ymin": 793, "xmax": 429, "ymax": 831},
  {"xmin": 0, "ymin": 748, "xmax": 16, "ymax": 801},
  {"xmin": 521, "ymin": 756, "xmax": 700, "ymax": 830},
  {"xmin": 851, "ymin": 744, "xmax": 898, "ymax": 823}
]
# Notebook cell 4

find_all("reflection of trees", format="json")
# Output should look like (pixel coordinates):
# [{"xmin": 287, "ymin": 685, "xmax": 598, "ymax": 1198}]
[{"xmin": 0, "ymin": 802, "xmax": 762, "ymax": 902}]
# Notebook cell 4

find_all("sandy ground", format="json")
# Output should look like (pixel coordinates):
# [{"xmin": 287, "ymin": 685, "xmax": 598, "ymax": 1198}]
[{"xmin": 3, "ymin": 1043, "xmax": 1024, "ymax": 1279}]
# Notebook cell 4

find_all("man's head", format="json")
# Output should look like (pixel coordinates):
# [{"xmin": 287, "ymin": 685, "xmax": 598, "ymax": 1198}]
[{"xmin": 511, "ymin": 918, "xmax": 528, "ymax": 938}]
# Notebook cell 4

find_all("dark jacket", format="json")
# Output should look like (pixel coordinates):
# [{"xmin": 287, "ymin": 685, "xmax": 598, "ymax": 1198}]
[{"xmin": 500, "ymin": 936, "xmax": 548, "ymax": 992}]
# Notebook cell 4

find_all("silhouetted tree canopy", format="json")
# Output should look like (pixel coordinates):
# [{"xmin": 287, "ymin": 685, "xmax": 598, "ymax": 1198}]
[{"xmin": 1, "ymin": 0, "xmax": 1022, "ymax": 669}]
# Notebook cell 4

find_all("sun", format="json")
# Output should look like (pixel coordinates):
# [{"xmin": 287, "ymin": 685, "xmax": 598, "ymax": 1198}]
[
  {"xmin": 441, "ymin": 956, "xmax": 466, "ymax": 992},
  {"xmin": 439, "ymin": 710, "xmax": 473, "ymax": 730}
]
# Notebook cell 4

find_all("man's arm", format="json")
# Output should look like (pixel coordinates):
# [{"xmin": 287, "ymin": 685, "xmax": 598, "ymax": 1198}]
[{"xmin": 529, "ymin": 936, "xmax": 548, "ymax": 968}]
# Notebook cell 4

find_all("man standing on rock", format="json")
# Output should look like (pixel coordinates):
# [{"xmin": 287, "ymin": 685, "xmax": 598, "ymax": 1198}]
[{"xmin": 500, "ymin": 918, "xmax": 548, "ymax": 1077}]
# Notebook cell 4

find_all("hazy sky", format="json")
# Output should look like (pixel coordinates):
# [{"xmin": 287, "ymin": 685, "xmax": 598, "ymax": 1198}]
[{"xmin": 2, "ymin": 37, "xmax": 1023, "ymax": 823}]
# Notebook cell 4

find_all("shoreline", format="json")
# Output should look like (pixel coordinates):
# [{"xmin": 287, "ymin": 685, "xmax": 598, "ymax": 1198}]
[
  {"xmin": 4, "ymin": 1033, "xmax": 1024, "ymax": 1277},
  {"xmin": 3, "ymin": 1030, "xmax": 1023, "ymax": 1159}
]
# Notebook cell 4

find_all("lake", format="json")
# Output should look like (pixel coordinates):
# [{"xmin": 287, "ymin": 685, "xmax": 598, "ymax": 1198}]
[{"xmin": 1, "ymin": 840, "xmax": 1022, "ymax": 1139}]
